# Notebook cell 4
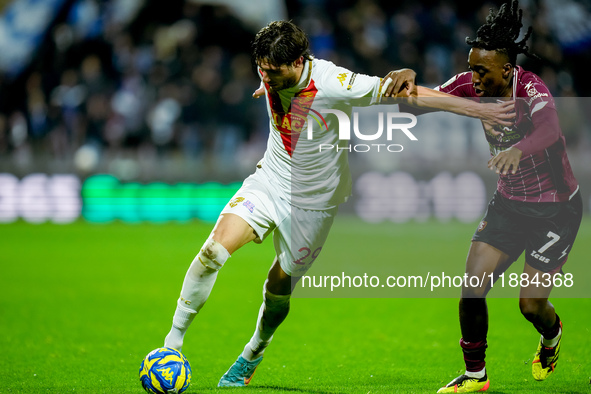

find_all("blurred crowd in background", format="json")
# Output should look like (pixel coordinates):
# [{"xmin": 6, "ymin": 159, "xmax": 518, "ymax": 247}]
[{"xmin": 0, "ymin": 0, "xmax": 590, "ymax": 181}]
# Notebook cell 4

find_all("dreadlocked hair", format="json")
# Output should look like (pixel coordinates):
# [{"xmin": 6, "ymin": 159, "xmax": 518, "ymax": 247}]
[{"xmin": 466, "ymin": 0, "xmax": 539, "ymax": 65}]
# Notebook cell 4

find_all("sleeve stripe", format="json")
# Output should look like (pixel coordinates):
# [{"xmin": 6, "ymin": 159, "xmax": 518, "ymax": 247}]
[
  {"xmin": 531, "ymin": 101, "xmax": 549, "ymax": 116},
  {"xmin": 442, "ymin": 81, "xmax": 472, "ymax": 94},
  {"xmin": 346, "ymin": 73, "xmax": 357, "ymax": 90}
]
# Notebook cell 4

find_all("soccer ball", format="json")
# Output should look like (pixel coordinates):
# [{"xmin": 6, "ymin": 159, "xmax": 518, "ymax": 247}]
[{"xmin": 139, "ymin": 347, "xmax": 192, "ymax": 394}]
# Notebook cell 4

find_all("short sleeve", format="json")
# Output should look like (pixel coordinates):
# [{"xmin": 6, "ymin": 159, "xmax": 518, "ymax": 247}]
[
  {"xmin": 318, "ymin": 62, "xmax": 383, "ymax": 104},
  {"xmin": 435, "ymin": 72, "xmax": 474, "ymax": 97}
]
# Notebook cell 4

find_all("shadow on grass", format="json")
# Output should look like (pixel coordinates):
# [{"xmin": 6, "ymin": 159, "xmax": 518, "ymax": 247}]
[
  {"xmin": 254, "ymin": 386, "xmax": 342, "ymax": 393},
  {"xmin": 198, "ymin": 386, "xmax": 343, "ymax": 393}
]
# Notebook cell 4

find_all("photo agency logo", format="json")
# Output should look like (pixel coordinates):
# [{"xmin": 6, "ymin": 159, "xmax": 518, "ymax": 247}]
[{"xmin": 303, "ymin": 101, "xmax": 418, "ymax": 153}]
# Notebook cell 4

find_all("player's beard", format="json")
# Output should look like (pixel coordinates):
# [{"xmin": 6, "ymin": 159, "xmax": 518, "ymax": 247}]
[{"xmin": 269, "ymin": 75, "xmax": 299, "ymax": 92}]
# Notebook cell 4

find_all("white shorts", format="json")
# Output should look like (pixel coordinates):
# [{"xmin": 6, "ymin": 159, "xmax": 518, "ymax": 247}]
[{"xmin": 220, "ymin": 169, "xmax": 338, "ymax": 276}]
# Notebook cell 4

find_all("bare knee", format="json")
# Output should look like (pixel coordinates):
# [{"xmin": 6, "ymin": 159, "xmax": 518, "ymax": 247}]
[
  {"xmin": 461, "ymin": 285, "xmax": 489, "ymax": 299},
  {"xmin": 519, "ymin": 298, "xmax": 547, "ymax": 320},
  {"xmin": 211, "ymin": 213, "xmax": 257, "ymax": 254},
  {"xmin": 462, "ymin": 241, "xmax": 512, "ymax": 299}
]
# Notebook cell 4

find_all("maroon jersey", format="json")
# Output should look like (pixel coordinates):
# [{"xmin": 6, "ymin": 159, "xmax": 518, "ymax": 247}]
[{"xmin": 435, "ymin": 66, "xmax": 578, "ymax": 202}]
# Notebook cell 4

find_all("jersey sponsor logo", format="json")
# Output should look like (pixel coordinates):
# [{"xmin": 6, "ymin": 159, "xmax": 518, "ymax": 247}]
[
  {"xmin": 229, "ymin": 196, "xmax": 245, "ymax": 208},
  {"xmin": 483, "ymin": 113, "xmax": 522, "ymax": 155},
  {"xmin": 243, "ymin": 200, "xmax": 255, "ymax": 213},
  {"xmin": 337, "ymin": 72, "xmax": 348, "ymax": 86},
  {"xmin": 486, "ymin": 125, "xmax": 521, "ymax": 145},
  {"xmin": 266, "ymin": 80, "xmax": 320, "ymax": 157},
  {"xmin": 477, "ymin": 220, "xmax": 487, "ymax": 232}
]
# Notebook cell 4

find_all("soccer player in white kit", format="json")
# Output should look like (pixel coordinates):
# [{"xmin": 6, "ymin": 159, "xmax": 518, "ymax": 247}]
[{"xmin": 163, "ymin": 20, "xmax": 516, "ymax": 388}]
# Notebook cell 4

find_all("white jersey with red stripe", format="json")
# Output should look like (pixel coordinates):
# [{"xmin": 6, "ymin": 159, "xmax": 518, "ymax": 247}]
[{"xmin": 257, "ymin": 58, "xmax": 385, "ymax": 210}]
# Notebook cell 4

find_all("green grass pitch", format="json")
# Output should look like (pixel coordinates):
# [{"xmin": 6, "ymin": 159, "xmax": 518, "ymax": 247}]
[{"xmin": 1, "ymin": 217, "xmax": 589, "ymax": 393}]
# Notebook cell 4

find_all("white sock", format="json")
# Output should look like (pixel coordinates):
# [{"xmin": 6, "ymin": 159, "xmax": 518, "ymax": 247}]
[
  {"xmin": 465, "ymin": 367, "xmax": 486, "ymax": 379},
  {"xmin": 241, "ymin": 285, "xmax": 290, "ymax": 361},
  {"xmin": 241, "ymin": 303, "xmax": 269, "ymax": 361},
  {"xmin": 164, "ymin": 268, "xmax": 218, "ymax": 351},
  {"xmin": 164, "ymin": 240, "xmax": 230, "ymax": 350},
  {"xmin": 164, "ymin": 303, "xmax": 200, "ymax": 351},
  {"xmin": 542, "ymin": 327, "xmax": 562, "ymax": 348}
]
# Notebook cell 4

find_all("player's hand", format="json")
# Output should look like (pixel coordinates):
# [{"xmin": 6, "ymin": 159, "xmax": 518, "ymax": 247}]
[
  {"xmin": 252, "ymin": 84, "xmax": 265, "ymax": 99},
  {"xmin": 488, "ymin": 146, "xmax": 522, "ymax": 175},
  {"xmin": 479, "ymin": 101, "xmax": 515, "ymax": 127},
  {"xmin": 381, "ymin": 68, "xmax": 417, "ymax": 98},
  {"xmin": 482, "ymin": 120, "xmax": 504, "ymax": 138}
]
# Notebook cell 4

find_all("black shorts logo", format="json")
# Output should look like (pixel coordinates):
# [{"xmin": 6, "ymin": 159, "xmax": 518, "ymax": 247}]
[{"xmin": 477, "ymin": 220, "xmax": 487, "ymax": 232}]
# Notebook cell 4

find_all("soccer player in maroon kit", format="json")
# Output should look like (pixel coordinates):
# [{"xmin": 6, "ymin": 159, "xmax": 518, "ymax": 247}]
[
  {"xmin": 385, "ymin": 1, "xmax": 582, "ymax": 392},
  {"xmin": 432, "ymin": 1, "xmax": 582, "ymax": 392}
]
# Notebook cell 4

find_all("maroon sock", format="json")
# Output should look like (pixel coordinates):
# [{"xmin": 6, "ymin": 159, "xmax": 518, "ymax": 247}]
[
  {"xmin": 537, "ymin": 314, "xmax": 561, "ymax": 340},
  {"xmin": 460, "ymin": 338, "xmax": 487, "ymax": 372}
]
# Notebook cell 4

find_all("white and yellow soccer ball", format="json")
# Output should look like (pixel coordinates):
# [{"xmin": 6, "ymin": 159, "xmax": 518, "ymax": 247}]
[{"xmin": 139, "ymin": 347, "xmax": 192, "ymax": 394}]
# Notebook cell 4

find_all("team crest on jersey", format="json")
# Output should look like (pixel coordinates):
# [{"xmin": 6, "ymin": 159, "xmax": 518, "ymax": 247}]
[
  {"xmin": 229, "ymin": 197, "xmax": 245, "ymax": 208},
  {"xmin": 243, "ymin": 200, "xmax": 255, "ymax": 213},
  {"xmin": 477, "ymin": 220, "xmax": 487, "ymax": 232}
]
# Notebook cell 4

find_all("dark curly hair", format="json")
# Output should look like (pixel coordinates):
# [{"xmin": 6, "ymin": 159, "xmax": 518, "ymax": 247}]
[
  {"xmin": 252, "ymin": 21, "xmax": 312, "ymax": 67},
  {"xmin": 466, "ymin": 0, "xmax": 539, "ymax": 65}
]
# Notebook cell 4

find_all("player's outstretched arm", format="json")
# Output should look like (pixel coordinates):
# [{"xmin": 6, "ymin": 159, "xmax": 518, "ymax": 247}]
[
  {"xmin": 382, "ymin": 71, "xmax": 514, "ymax": 128},
  {"xmin": 404, "ymin": 86, "xmax": 515, "ymax": 127}
]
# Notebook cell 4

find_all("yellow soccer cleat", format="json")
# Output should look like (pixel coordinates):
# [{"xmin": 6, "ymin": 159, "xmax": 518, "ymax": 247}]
[
  {"xmin": 532, "ymin": 327, "xmax": 561, "ymax": 381},
  {"xmin": 437, "ymin": 374, "xmax": 490, "ymax": 393}
]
